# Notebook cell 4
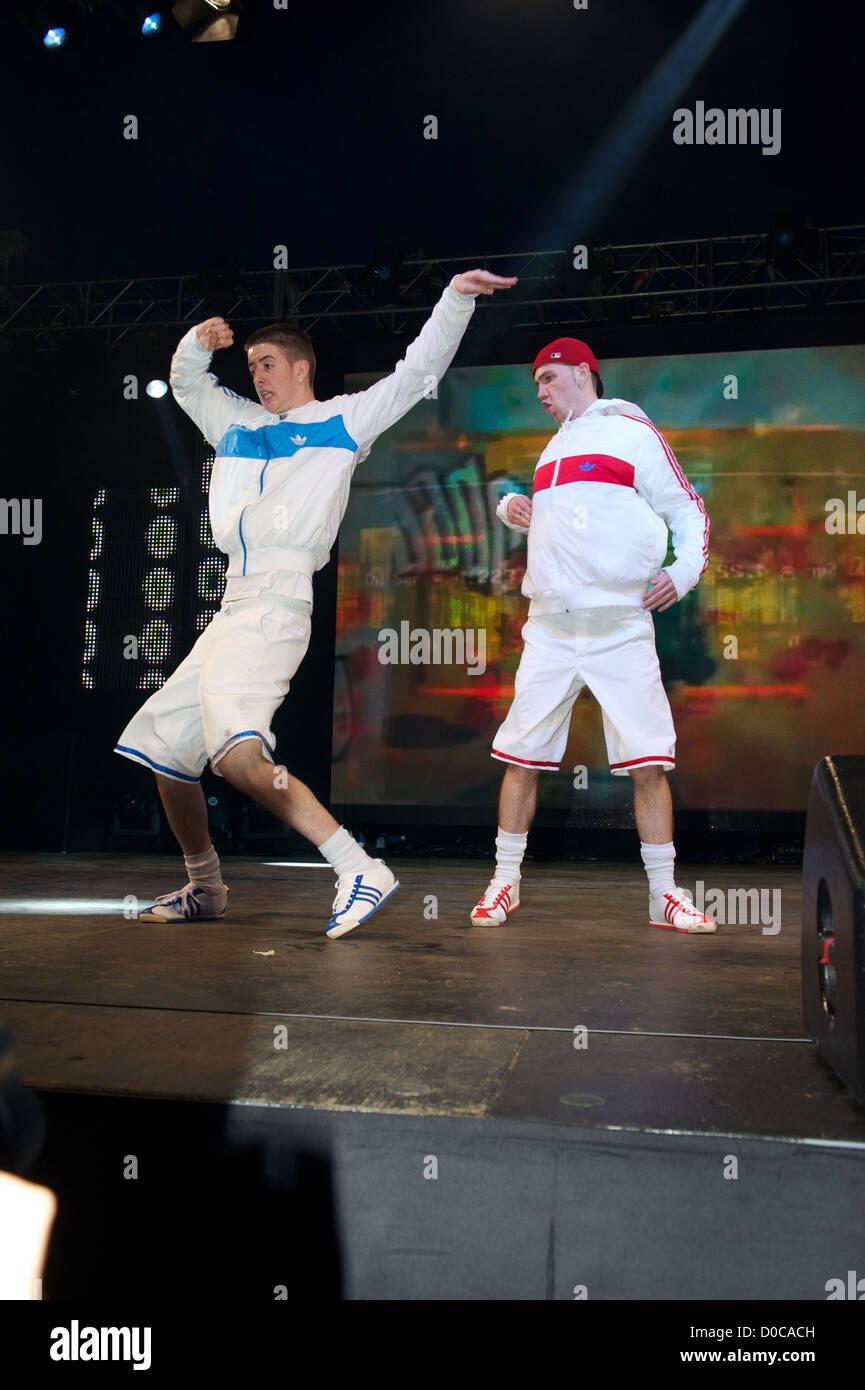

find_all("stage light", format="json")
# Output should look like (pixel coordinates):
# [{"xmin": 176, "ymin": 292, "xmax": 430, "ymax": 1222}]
[
  {"xmin": 368, "ymin": 246, "xmax": 404, "ymax": 308},
  {"xmin": 767, "ymin": 213, "xmax": 819, "ymax": 273},
  {"xmin": 146, "ymin": 515, "xmax": 178, "ymax": 557},
  {"xmin": 171, "ymin": 0, "xmax": 254, "ymax": 42},
  {"xmin": 113, "ymin": 2, "xmax": 176, "ymax": 40},
  {"xmin": 146, "ymin": 378, "xmax": 169, "ymax": 397},
  {"xmin": 15, "ymin": 0, "xmax": 83, "ymax": 51}
]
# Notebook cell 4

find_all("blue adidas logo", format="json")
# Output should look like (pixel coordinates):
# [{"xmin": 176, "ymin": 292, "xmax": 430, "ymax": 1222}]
[{"xmin": 579, "ymin": 461, "xmax": 595, "ymax": 472}]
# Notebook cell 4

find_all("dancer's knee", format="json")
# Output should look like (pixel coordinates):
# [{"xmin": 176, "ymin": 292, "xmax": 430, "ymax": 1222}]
[{"xmin": 215, "ymin": 737, "xmax": 269, "ymax": 785}]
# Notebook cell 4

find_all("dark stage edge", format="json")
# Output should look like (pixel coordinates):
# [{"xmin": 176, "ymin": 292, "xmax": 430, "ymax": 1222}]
[{"xmin": 3, "ymin": 853, "xmax": 865, "ymax": 1300}]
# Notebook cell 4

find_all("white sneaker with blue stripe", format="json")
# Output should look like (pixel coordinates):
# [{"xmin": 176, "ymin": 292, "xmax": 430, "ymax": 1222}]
[
  {"xmin": 325, "ymin": 859, "xmax": 399, "ymax": 939},
  {"xmin": 139, "ymin": 883, "xmax": 228, "ymax": 922}
]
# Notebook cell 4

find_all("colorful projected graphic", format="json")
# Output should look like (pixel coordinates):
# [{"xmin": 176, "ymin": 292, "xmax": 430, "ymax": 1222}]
[{"xmin": 332, "ymin": 347, "xmax": 865, "ymax": 812}]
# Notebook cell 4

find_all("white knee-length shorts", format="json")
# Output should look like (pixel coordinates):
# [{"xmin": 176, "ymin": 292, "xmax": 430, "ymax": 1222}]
[
  {"xmin": 492, "ymin": 607, "xmax": 676, "ymax": 776},
  {"xmin": 114, "ymin": 589, "xmax": 312, "ymax": 783}
]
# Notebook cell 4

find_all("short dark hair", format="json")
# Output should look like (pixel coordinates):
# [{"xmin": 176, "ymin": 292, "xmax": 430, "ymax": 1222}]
[
  {"xmin": 591, "ymin": 369, "xmax": 604, "ymax": 398},
  {"xmin": 244, "ymin": 323, "xmax": 316, "ymax": 387}
]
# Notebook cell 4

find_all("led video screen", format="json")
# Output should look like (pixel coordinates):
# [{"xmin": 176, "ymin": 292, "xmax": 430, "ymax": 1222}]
[{"xmin": 332, "ymin": 345, "xmax": 865, "ymax": 813}]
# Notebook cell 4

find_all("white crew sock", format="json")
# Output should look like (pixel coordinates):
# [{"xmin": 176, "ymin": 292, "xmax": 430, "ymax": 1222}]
[
  {"xmin": 318, "ymin": 826, "xmax": 372, "ymax": 877},
  {"xmin": 494, "ymin": 828, "xmax": 528, "ymax": 883},
  {"xmin": 640, "ymin": 841, "xmax": 676, "ymax": 899},
  {"xmin": 184, "ymin": 845, "xmax": 224, "ymax": 893}
]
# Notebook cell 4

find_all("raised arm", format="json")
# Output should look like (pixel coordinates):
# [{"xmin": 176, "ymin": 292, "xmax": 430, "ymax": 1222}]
[
  {"xmin": 170, "ymin": 316, "xmax": 261, "ymax": 447},
  {"xmin": 339, "ymin": 270, "xmax": 517, "ymax": 457}
]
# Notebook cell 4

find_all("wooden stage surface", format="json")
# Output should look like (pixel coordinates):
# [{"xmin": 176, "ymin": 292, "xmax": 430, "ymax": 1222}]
[{"xmin": 1, "ymin": 852, "xmax": 863, "ymax": 1144}]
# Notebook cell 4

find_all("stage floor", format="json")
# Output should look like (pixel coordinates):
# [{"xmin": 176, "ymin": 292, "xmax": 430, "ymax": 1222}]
[{"xmin": 1, "ymin": 852, "xmax": 863, "ymax": 1143}]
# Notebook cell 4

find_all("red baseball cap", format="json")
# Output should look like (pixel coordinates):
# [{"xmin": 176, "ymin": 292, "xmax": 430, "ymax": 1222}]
[{"xmin": 533, "ymin": 337, "xmax": 603, "ymax": 395}]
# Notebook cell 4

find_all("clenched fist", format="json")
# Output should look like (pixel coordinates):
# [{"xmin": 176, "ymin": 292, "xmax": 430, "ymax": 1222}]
[
  {"xmin": 196, "ymin": 317, "xmax": 234, "ymax": 351},
  {"xmin": 507, "ymin": 495, "xmax": 532, "ymax": 527}
]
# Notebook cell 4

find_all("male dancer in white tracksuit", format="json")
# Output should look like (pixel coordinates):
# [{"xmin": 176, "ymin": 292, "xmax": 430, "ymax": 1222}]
[
  {"xmin": 115, "ymin": 269, "xmax": 516, "ymax": 937},
  {"xmin": 471, "ymin": 337, "xmax": 717, "ymax": 933}
]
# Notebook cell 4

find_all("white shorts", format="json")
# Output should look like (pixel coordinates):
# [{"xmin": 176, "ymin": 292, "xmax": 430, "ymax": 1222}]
[
  {"xmin": 492, "ymin": 607, "xmax": 676, "ymax": 776},
  {"xmin": 114, "ymin": 589, "xmax": 312, "ymax": 782}
]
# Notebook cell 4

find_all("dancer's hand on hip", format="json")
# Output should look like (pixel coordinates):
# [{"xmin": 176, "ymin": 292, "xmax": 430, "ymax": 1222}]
[
  {"xmin": 642, "ymin": 573, "xmax": 679, "ymax": 612},
  {"xmin": 507, "ymin": 496, "xmax": 532, "ymax": 527}
]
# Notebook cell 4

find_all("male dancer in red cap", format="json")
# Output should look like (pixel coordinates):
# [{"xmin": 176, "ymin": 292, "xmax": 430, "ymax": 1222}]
[{"xmin": 471, "ymin": 338, "xmax": 716, "ymax": 933}]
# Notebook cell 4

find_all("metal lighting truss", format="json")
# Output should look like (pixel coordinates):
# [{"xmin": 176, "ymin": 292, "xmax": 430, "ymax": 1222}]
[{"xmin": 2, "ymin": 225, "xmax": 864, "ymax": 346}]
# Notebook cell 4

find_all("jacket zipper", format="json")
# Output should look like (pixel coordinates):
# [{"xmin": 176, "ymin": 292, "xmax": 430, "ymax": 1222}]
[
  {"xmin": 549, "ymin": 441, "xmax": 564, "ymax": 593},
  {"xmin": 236, "ymin": 459, "xmax": 271, "ymax": 577},
  {"xmin": 238, "ymin": 509, "xmax": 248, "ymax": 575}
]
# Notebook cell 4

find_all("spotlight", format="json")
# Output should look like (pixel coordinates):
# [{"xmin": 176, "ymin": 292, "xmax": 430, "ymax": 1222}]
[
  {"xmin": 110, "ymin": 790, "xmax": 160, "ymax": 841},
  {"xmin": 146, "ymin": 379, "xmax": 169, "ymax": 398},
  {"xmin": 767, "ymin": 213, "xmax": 819, "ymax": 273},
  {"xmin": 113, "ymin": 2, "xmax": 176, "ymax": 40},
  {"xmin": 368, "ymin": 246, "xmax": 404, "ymax": 307},
  {"xmin": 15, "ymin": 0, "xmax": 83, "ymax": 51}
]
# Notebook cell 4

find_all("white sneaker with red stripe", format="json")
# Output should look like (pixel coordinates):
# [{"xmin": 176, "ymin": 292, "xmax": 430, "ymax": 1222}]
[
  {"xmin": 470, "ymin": 878, "xmax": 520, "ymax": 926},
  {"xmin": 650, "ymin": 890, "xmax": 717, "ymax": 933}
]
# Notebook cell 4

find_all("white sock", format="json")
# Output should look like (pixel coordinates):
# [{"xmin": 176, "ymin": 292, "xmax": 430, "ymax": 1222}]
[
  {"xmin": 640, "ymin": 841, "xmax": 676, "ymax": 899},
  {"xmin": 318, "ymin": 826, "xmax": 372, "ymax": 877},
  {"xmin": 184, "ymin": 845, "xmax": 224, "ymax": 893},
  {"xmin": 494, "ymin": 828, "xmax": 527, "ymax": 883}
]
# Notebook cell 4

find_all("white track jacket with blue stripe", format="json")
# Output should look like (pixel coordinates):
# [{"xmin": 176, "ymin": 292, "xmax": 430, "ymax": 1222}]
[{"xmin": 169, "ymin": 278, "xmax": 476, "ymax": 604}]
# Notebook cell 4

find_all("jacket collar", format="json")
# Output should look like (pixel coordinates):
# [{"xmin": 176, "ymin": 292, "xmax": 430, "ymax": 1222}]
[{"xmin": 560, "ymin": 397, "xmax": 605, "ymax": 429}]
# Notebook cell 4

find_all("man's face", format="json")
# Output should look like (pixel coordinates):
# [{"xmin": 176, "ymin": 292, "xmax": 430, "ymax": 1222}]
[
  {"xmin": 247, "ymin": 343, "xmax": 304, "ymax": 414},
  {"xmin": 534, "ymin": 362, "xmax": 583, "ymax": 423}
]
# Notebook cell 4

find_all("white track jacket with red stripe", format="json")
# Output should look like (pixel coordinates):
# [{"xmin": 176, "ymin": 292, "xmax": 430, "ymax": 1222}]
[{"xmin": 497, "ymin": 397, "xmax": 709, "ymax": 613}]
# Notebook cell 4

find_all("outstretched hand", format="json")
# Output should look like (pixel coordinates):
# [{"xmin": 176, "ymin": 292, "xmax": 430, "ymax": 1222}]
[
  {"xmin": 642, "ymin": 573, "xmax": 679, "ymax": 612},
  {"xmin": 196, "ymin": 317, "xmax": 234, "ymax": 351},
  {"xmin": 453, "ymin": 269, "xmax": 518, "ymax": 296}
]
